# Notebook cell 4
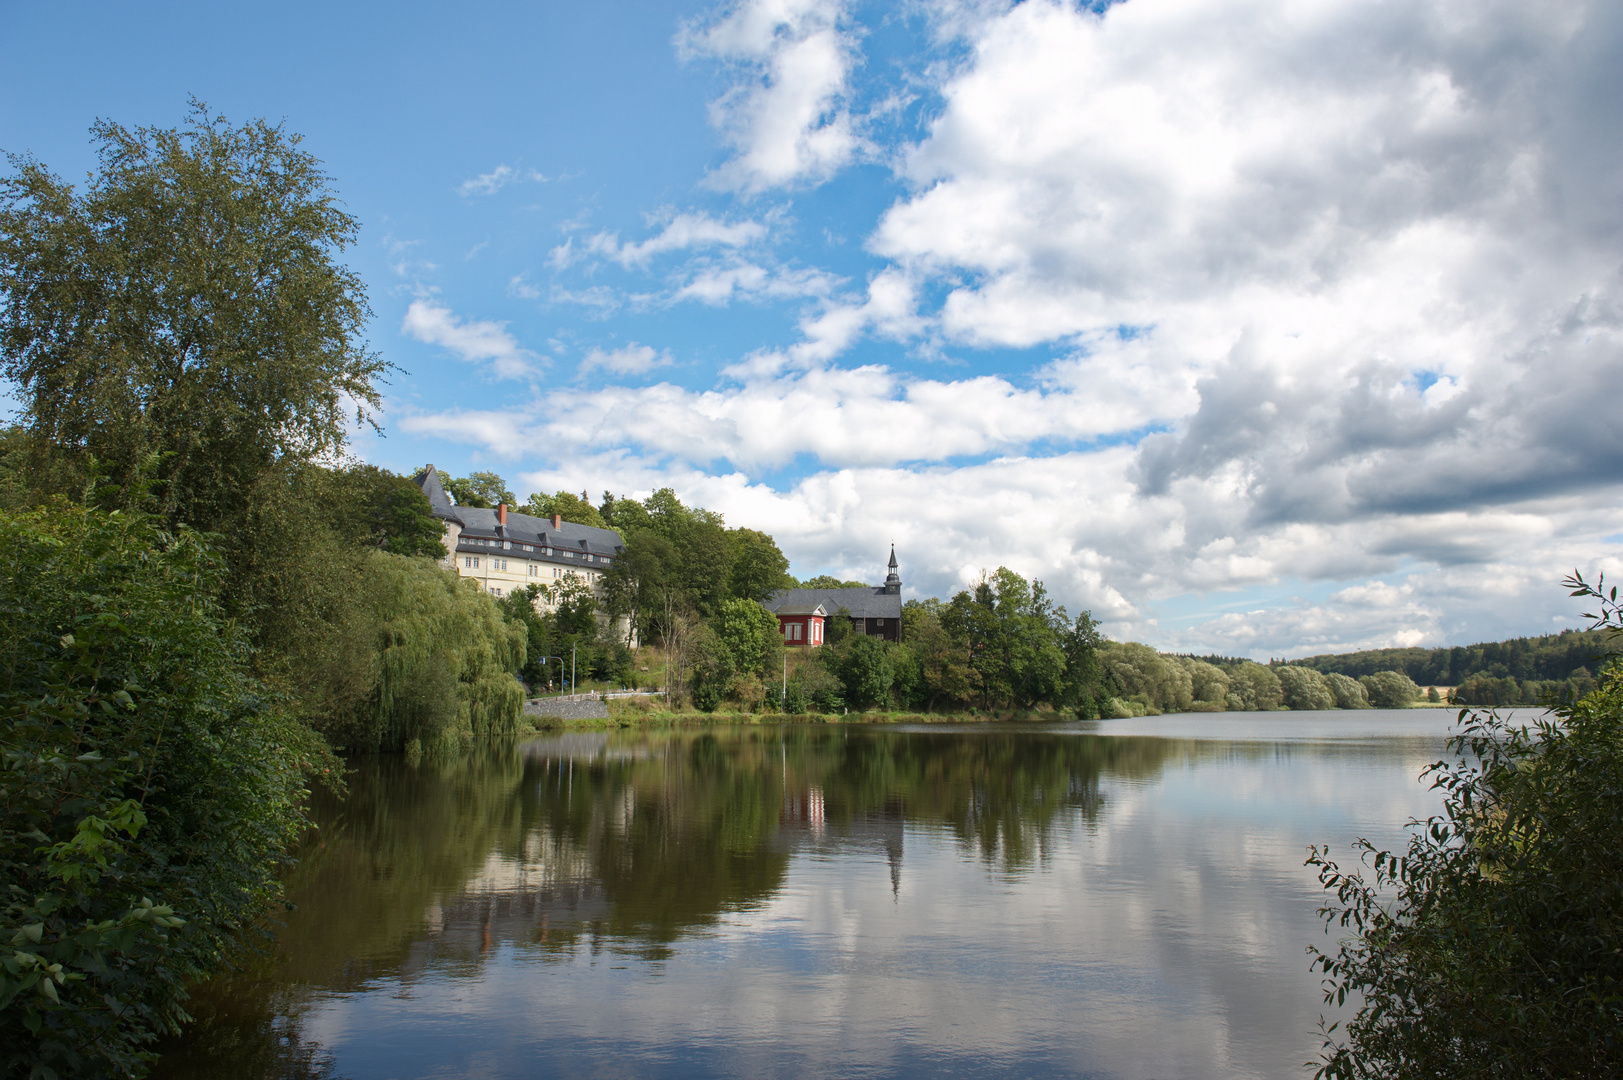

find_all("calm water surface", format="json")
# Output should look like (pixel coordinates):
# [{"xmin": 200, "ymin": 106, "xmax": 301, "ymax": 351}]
[{"xmin": 154, "ymin": 710, "xmax": 1495, "ymax": 1080}]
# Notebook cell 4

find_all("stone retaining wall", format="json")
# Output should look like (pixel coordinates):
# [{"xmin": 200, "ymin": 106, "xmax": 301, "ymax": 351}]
[{"xmin": 524, "ymin": 697, "xmax": 610, "ymax": 720}]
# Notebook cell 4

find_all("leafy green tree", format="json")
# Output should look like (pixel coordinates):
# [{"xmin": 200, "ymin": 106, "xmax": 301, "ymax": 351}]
[
  {"xmin": 836, "ymin": 636, "xmax": 894, "ymax": 710},
  {"xmin": 903, "ymin": 599, "xmax": 978, "ymax": 711},
  {"xmin": 1101, "ymin": 642, "xmax": 1194, "ymax": 714},
  {"xmin": 602, "ymin": 528, "xmax": 681, "ymax": 646},
  {"xmin": 339, "ymin": 465, "xmax": 446, "ymax": 558},
  {"xmin": 1360, "ymin": 669, "xmax": 1420, "ymax": 708},
  {"xmin": 727, "ymin": 528, "xmax": 791, "ymax": 602},
  {"xmin": 1324, "ymin": 671, "xmax": 1370, "ymax": 709},
  {"xmin": 825, "ymin": 605, "xmax": 855, "ymax": 645},
  {"xmin": 1278, "ymin": 665, "xmax": 1336, "ymax": 710},
  {"xmin": 523, "ymin": 490, "xmax": 605, "ymax": 529},
  {"xmin": 348, "ymin": 553, "xmax": 525, "ymax": 752},
  {"xmin": 1182, "ymin": 658, "xmax": 1231, "ymax": 710},
  {"xmin": 444, "ymin": 471, "xmax": 513, "ymax": 509},
  {"xmin": 800, "ymin": 574, "xmax": 869, "ymax": 589},
  {"xmin": 1226, "ymin": 661, "xmax": 1284, "ymax": 711},
  {"xmin": 550, "ymin": 573, "xmax": 598, "ymax": 637},
  {"xmin": 886, "ymin": 641, "xmax": 923, "ymax": 710},
  {"xmin": 714, "ymin": 598, "xmax": 781, "ymax": 679},
  {"xmin": 0, "ymin": 103, "xmax": 385, "ymax": 533},
  {"xmin": 0, "ymin": 502, "xmax": 331, "ymax": 1077},
  {"xmin": 787, "ymin": 660, "xmax": 845, "ymax": 713},
  {"xmin": 1309, "ymin": 589, "xmax": 1623, "ymax": 1075},
  {"xmin": 599, "ymin": 492, "xmax": 652, "ymax": 533},
  {"xmin": 687, "ymin": 626, "xmax": 734, "ymax": 713},
  {"xmin": 943, "ymin": 569, "xmax": 1071, "ymax": 710}
]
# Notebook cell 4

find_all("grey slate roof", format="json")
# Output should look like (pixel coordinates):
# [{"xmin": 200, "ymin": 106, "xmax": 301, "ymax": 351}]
[
  {"xmin": 411, "ymin": 466, "xmax": 624, "ymax": 558},
  {"xmin": 767, "ymin": 587, "xmax": 901, "ymax": 620}
]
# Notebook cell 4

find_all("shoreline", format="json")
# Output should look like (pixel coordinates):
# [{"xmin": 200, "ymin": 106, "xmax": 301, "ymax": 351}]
[{"xmin": 524, "ymin": 702, "xmax": 1466, "ymax": 731}]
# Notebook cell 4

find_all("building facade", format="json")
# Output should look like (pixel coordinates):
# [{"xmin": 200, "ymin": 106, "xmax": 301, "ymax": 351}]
[
  {"xmin": 413, "ymin": 466, "xmax": 625, "ymax": 625},
  {"xmin": 766, "ymin": 547, "xmax": 904, "ymax": 645},
  {"xmin": 773, "ymin": 602, "xmax": 827, "ymax": 646}
]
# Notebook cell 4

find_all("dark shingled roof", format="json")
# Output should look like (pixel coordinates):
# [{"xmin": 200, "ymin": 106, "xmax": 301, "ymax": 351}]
[
  {"xmin": 767, "ymin": 587, "xmax": 901, "ymax": 621},
  {"xmin": 412, "ymin": 466, "xmax": 624, "ymax": 557}
]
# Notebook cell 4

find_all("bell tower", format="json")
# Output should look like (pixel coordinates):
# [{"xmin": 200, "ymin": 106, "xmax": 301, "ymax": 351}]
[{"xmin": 883, "ymin": 544, "xmax": 901, "ymax": 595}]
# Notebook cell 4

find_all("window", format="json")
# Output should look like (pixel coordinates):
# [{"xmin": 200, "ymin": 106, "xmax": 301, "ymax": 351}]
[
  {"xmin": 500, "ymin": 559, "xmax": 508, "ymax": 571},
  {"xmin": 464, "ymin": 556, "xmax": 472, "ymax": 568},
  {"xmin": 469, "ymin": 556, "xmax": 480, "ymax": 569},
  {"xmin": 875, "ymin": 618, "xmax": 885, "ymax": 626},
  {"xmin": 791, "ymin": 623, "xmax": 802, "ymax": 642}
]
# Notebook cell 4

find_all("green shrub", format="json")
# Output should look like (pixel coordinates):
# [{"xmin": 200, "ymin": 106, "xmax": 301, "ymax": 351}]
[
  {"xmin": 1278, "ymin": 665, "xmax": 1336, "ymax": 710},
  {"xmin": 1324, "ymin": 671, "xmax": 1370, "ymax": 709},
  {"xmin": 1359, "ymin": 669, "xmax": 1421, "ymax": 708},
  {"xmin": 1225, "ymin": 661, "xmax": 1283, "ymax": 711},
  {"xmin": 1309, "ymin": 573, "xmax": 1623, "ymax": 1078},
  {"xmin": 0, "ymin": 503, "xmax": 331, "ymax": 1078},
  {"xmin": 1310, "ymin": 674, "xmax": 1623, "ymax": 1077}
]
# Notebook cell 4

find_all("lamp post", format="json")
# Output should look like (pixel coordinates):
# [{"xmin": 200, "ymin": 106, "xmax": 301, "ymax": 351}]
[{"xmin": 537, "ymin": 655, "xmax": 566, "ymax": 695}]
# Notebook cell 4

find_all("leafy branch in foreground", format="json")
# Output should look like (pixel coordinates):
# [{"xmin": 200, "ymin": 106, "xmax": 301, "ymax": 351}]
[
  {"xmin": 1306, "ymin": 573, "xmax": 1623, "ymax": 1079},
  {"xmin": 1, "ymin": 503, "xmax": 333, "ymax": 1078}
]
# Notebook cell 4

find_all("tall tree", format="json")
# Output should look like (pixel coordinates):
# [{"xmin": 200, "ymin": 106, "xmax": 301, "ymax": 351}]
[
  {"xmin": 0, "ymin": 102, "xmax": 386, "ymax": 528},
  {"xmin": 726, "ymin": 528, "xmax": 791, "ymax": 602},
  {"xmin": 523, "ymin": 489, "xmax": 606, "ymax": 528},
  {"xmin": 444, "ymin": 471, "xmax": 513, "ymax": 509}
]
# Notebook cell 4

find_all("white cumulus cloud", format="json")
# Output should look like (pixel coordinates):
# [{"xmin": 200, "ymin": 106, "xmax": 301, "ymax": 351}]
[
  {"xmin": 679, "ymin": 0, "xmax": 863, "ymax": 193},
  {"xmin": 579, "ymin": 343, "xmax": 675, "ymax": 376},
  {"xmin": 397, "ymin": 0, "xmax": 1623, "ymax": 656},
  {"xmin": 401, "ymin": 299, "xmax": 538, "ymax": 379}
]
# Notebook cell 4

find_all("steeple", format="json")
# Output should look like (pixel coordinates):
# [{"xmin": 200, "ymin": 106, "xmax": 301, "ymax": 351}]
[{"xmin": 883, "ymin": 544, "xmax": 901, "ymax": 595}]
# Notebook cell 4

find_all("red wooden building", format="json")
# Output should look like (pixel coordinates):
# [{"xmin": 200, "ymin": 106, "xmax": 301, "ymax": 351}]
[{"xmin": 773, "ymin": 601, "xmax": 827, "ymax": 646}]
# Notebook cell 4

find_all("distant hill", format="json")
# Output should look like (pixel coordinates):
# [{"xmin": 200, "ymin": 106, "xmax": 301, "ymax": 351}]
[
  {"xmin": 1291, "ymin": 629, "xmax": 1617, "ymax": 685},
  {"xmin": 1287, "ymin": 628, "xmax": 1620, "ymax": 706}
]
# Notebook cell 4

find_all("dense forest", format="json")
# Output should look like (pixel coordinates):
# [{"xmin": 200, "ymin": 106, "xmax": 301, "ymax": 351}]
[{"xmin": 1290, "ymin": 630, "xmax": 1616, "ymax": 706}]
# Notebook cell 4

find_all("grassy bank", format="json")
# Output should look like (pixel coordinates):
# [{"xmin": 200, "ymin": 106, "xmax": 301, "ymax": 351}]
[
  {"xmin": 523, "ymin": 696, "xmax": 1461, "ymax": 732},
  {"xmin": 523, "ymin": 698, "xmax": 1074, "ymax": 730}
]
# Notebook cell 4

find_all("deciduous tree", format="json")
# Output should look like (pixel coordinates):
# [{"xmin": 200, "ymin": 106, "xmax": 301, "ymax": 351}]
[{"xmin": 0, "ymin": 103, "xmax": 385, "ymax": 532}]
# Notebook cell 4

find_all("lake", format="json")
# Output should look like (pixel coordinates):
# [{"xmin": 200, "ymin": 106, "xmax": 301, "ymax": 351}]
[{"xmin": 152, "ymin": 709, "xmax": 1487, "ymax": 1080}]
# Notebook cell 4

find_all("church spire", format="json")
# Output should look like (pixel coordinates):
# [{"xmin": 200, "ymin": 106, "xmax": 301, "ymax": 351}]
[{"xmin": 883, "ymin": 544, "xmax": 901, "ymax": 595}]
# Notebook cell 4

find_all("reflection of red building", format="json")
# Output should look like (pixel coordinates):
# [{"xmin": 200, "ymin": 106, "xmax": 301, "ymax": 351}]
[
  {"xmin": 772, "ymin": 602, "xmax": 826, "ymax": 647},
  {"xmin": 778, "ymin": 788, "xmax": 905, "ymax": 896}
]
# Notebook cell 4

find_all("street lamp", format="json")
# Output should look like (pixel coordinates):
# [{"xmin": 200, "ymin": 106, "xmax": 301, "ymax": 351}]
[{"xmin": 536, "ymin": 655, "xmax": 566, "ymax": 695}]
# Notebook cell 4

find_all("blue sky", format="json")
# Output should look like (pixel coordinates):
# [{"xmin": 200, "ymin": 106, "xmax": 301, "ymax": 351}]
[{"xmin": 5, "ymin": 0, "xmax": 1622, "ymax": 657}]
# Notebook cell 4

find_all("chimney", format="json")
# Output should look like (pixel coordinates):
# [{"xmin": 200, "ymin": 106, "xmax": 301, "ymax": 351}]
[
  {"xmin": 497, "ymin": 503, "xmax": 508, "ymax": 525},
  {"xmin": 552, "ymin": 513, "xmax": 562, "ymax": 530}
]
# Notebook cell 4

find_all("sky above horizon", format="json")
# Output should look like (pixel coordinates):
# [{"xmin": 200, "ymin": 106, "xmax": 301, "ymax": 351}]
[{"xmin": 5, "ymin": 0, "xmax": 1622, "ymax": 659}]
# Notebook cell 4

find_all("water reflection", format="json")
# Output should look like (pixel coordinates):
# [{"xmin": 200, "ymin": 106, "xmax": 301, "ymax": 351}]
[{"xmin": 154, "ymin": 715, "xmax": 1457, "ymax": 1080}]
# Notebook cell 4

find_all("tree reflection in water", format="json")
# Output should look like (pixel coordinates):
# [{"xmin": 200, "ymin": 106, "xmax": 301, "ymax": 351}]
[{"xmin": 152, "ymin": 726, "xmax": 1174, "ymax": 1079}]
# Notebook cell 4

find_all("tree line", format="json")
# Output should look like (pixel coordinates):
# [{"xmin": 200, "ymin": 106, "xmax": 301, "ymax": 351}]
[
  {"xmin": 1293, "ymin": 628, "xmax": 1616, "ymax": 701},
  {"xmin": 0, "ymin": 106, "xmax": 535, "ymax": 1075}
]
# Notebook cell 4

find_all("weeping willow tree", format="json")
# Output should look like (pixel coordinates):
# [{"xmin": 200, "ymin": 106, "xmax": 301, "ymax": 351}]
[{"xmin": 353, "ymin": 553, "xmax": 526, "ymax": 753}]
